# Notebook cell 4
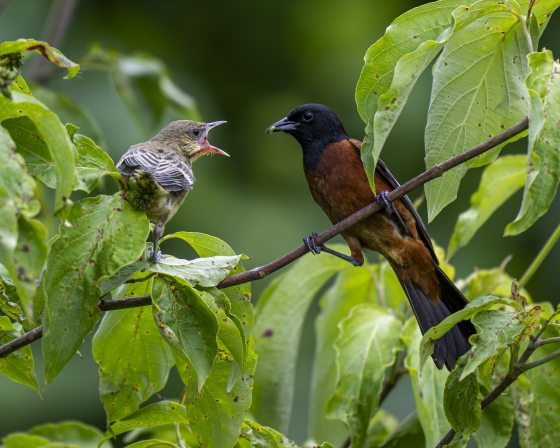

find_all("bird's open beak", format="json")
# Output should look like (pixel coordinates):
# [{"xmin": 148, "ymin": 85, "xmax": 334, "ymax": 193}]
[
  {"xmin": 265, "ymin": 117, "xmax": 298, "ymax": 133},
  {"xmin": 200, "ymin": 121, "xmax": 229, "ymax": 157}
]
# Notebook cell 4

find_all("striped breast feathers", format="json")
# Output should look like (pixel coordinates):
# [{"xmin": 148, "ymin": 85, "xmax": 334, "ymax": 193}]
[{"xmin": 117, "ymin": 147, "xmax": 194, "ymax": 192}]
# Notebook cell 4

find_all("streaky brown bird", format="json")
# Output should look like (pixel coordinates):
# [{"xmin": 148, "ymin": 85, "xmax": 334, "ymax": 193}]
[
  {"xmin": 266, "ymin": 103, "xmax": 475, "ymax": 369},
  {"xmin": 117, "ymin": 120, "xmax": 228, "ymax": 261}
]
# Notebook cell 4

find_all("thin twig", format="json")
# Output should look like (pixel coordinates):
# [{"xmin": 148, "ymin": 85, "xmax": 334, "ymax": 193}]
[
  {"xmin": 0, "ymin": 325, "xmax": 43, "ymax": 358},
  {"xmin": 0, "ymin": 117, "xmax": 529, "ymax": 360},
  {"xmin": 519, "ymin": 222, "xmax": 560, "ymax": 288},
  {"xmin": 537, "ymin": 336, "xmax": 560, "ymax": 346}
]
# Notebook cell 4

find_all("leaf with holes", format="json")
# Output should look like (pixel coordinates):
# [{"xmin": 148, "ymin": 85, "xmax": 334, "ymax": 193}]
[{"xmin": 42, "ymin": 193, "xmax": 149, "ymax": 383}]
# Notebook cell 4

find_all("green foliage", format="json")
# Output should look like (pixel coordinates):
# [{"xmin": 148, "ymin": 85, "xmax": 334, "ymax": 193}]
[{"xmin": 3, "ymin": 1, "xmax": 560, "ymax": 445}]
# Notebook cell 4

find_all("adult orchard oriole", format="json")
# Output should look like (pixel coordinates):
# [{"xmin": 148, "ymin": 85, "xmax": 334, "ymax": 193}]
[
  {"xmin": 117, "ymin": 120, "xmax": 228, "ymax": 261},
  {"xmin": 266, "ymin": 103, "xmax": 474, "ymax": 369}
]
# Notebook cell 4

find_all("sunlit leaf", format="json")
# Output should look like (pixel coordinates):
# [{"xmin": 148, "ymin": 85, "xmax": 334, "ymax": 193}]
[
  {"xmin": 152, "ymin": 275, "xmax": 218, "ymax": 391},
  {"xmin": 506, "ymin": 50, "xmax": 560, "ymax": 235},
  {"xmin": 149, "ymin": 254, "xmax": 241, "ymax": 287},
  {"xmin": 425, "ymin": 1, "xmax": 530, "ymax": 221},
  {"xmin": 42, "ymin": 193, "xmax": 149, "ymax": 383},
  {"xmin": 448, "ymin": 155, "xmax": 526, "ymax": 258},
  {"xmin": 237, "ymin": 420, "xmax": 299, "ymax": 447},
  {"xmin": 0, "ymin": 316, "xmax": 38, "ymax": 392},
  {"xmin": 73, "ymin": 133, "xmax": 118, "ymax": 193},
  {"xmin": 326, "ymin": 304, "xmax": 402, "ymax": 448},
  {"xmin": 251, "ymin": 250, "xmax": 348, "ymax": 432},
  {"xmin": 0, "ymin": 39, "xmax": 79, "ymax": 78},
  {"xmin": 93, "ymin": 280, "xmax": 174, "ymax": 422}
]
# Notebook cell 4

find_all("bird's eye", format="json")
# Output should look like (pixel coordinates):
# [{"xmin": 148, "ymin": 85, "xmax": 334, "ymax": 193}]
[
  {"xmin": 190, "ymin": 128, "xmax": 201, "ymax": 138},
  {"xmin": 302, "ymin": 111, "xmax": 313, "ymax": 122}
]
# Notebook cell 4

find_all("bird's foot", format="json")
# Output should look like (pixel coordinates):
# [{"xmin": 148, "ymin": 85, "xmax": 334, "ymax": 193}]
[
  {"xmin": 376, "ymin": 191, "xmax": 409, "ymax": 236},
  {"xmin": 303, "ymin": 231, "xmax": 363, "ymax": 267},
  {"xmin": 303, "ymin": 231, "xmax": 322, "ymax": 255},
  {"xmin": 147, "ymin": 246, "xmax": 163, "ymax": 263}
]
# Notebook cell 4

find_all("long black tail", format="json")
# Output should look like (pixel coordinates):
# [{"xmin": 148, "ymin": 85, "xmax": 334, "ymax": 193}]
[{"xmin": 400, "ymin": 265, "xmax": 476, "ymax": 370}]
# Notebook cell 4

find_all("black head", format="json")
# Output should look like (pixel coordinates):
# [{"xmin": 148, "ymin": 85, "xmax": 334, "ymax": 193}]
[{"xmin": 266, "ymin": 103, "xmax": 348, "ymax": 168}]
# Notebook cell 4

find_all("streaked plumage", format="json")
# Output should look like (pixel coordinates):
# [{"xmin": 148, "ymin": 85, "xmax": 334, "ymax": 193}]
[{"xmin": 117, "ymin": 119, "xmax": 227, "ymax": 260}]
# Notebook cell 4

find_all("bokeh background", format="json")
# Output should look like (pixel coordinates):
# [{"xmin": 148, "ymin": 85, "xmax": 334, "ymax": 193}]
[{"xmin": 1, "ymin": 0, "xmax": 559, "ymax": 444}]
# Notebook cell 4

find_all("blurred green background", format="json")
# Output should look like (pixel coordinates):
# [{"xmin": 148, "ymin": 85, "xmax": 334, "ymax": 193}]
[{"xmin": 1, "ymin": 0, "xmax": 559, "ymax": 444}]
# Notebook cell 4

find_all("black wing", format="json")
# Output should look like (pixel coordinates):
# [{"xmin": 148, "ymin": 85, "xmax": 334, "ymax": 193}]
[
  {"xmin": 375, "ymin": 158, "xmax": 438, "ymax": 263},
  {"xmin": 117, "ymin": 146, "xmax": 194, "ymax": 192}
]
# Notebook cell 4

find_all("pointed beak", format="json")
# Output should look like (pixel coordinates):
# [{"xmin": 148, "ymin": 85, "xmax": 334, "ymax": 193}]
[
  {"xmin": 200, "ymin": 120, "xmax": 229, "ymax": 157},
  {"xmin": 265, "ymin": 117, "xmax": 298, "ymax": 134}
]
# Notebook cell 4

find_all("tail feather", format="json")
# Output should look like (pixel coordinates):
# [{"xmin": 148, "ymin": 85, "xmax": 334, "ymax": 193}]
[{"xmin": 401, "ymin": 266, "xmax": 475, "ymax": 370}]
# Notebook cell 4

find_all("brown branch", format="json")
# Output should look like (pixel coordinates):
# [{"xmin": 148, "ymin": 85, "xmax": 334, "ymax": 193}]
[
  {"xmin": 0, "ymin": 325, "xmax": 43, "ymax": 358},
  {"xmin": 0, "ymin": 117, "xmax": 529, "ymax": 360}
]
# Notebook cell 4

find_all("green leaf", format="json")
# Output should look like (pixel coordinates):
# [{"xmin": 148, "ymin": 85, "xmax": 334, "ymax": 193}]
[
  {"xmin": 355, "ymin": 0, "xmax": 468, "ymax": 188},
  {"xmin": 457, "ymin": 263, "xmax": 531, "ymax": 302},
  {"xmin": 309, "ymin": 266, "xmax": 377, "ymax": 444},
  {"xmin": 443, "ymin": 358, "xmax": 481, "ymax": 441},
  {"xmin": 251, "ymin": 250, "xmax": 348, "ymax": 432},
  {"xmin": 401, "ymin": 318, "xmax": 449, "ymax": 447},
  {"xmin": 0, "ymin": 126, "xmax": 44, "ymax": 315},
  {"xmin": 176, "ymin": 340, "xmax": 256, "ymax": 448},
  {"xmin": 459, "ymin": 309, "xmax": 524, "ymax": 381},
  {"xmin": 107, "ymin": 401, "xmax": 188, "ymax": 438},
  {"xmin": 515, "ymin": 332, "xmax": 560, "ymax": 447},
  {"xmin": 162, "ymin": 232, "xmax": 253, "ymax": 346},
  {"xmin": 419, "ymin": 295, "xmax": 521, "ymax": 369},
  {"xmin": 98, "ymin": 260, "xmax": 150, "ymax": 295},
  {"xmin": 238, "ymin": 420, "xmax": 299, "ymax": 447},
  {"xmin": 42, "ymin": 193, "xmax": 149, "ymax": 383},
  {"xmin": 27, "ymin": 421, "xmax": 110, "ymax": 447},
  {"xmin": 1, "ymin": 433, "xmax": 52, "ymax": 448},
  {"xmin": 152, "ymin": 275, "xmax": 218, "ymax": 391},
  {"xmin": 124, "ymin": 440, "xmax": 177, "ymax": 448},
  {"xmin": 0, "ymin": 316, "xmax": 39, "ymax": 392},
  {"xmin": 474, "ymin": 393, "xmax": 515, "ymax": 448},
  {"xmin": 425, "ymin": 1, "xmax": 530, "ymax": 221},
  {"xmin": 380, "ymin": 411, "xmax": 426, "ymax": 448},
  {"xmin": 149, "ymin": 254, "xmax": 241, "ymax": 287},
  {"xmin": 0, "ymin": 94, "xmax": 77, "ymax": 211},
  {"xmin": 0, "ymin": 39, "xmax": 79, "ymax": 78},
  {"xmin": 93, "ymin": 280, "xmax": 174, "ymax": 422},
  {"xmin": 448, "ymin": 155, "xmax": 526, "ymax": 258},
  {"xmin": 73, "ymin": 133, "xmax": 118, "ymax": 193},
  {"xmin": 506, "ymin": 50, "xmax": 560, "ymax": 235},
  {"xmin": 326, "ymin": 304, "xmax": 403, "ymax": 448}
]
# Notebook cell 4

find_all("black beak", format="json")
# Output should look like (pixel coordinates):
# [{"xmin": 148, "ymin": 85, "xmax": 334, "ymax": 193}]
[{"xmin": 265, "ymin": 117, "xmax": 298, "ymax": 134}]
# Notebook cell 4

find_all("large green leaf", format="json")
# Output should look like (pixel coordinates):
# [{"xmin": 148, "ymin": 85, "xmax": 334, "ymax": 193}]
[
  {"xmin": 0, "ymin": 126, "xmax": 45, "ymax": 315},
  {"xmin": 506, "ymin": 50, "xmax": 560, "ymax": 235},
  {"xmin": 251, "ymin": 251, "xmax": 348, "ymax": 432},
  {"xmin": 443, "ymin": 358, "xmax": 481, "ymax": 442},
  {"xmin": 149, "ymin": 254, "xmax": 241, "ymax": 287},
  {"xmin": 28, "ymin": 421, "xmax": 111, "ymax": 448},
  {"xmin": 401, "ymin": 318, "xmax": 449, "ymax": 447},
  {"xmin": 459, "ymin": 309, "xmax": 524, "ymax": 381},
  {"xmin": 107, "ymin": 401, "xmax": 189, "ymax": 438},
  {"xmin": 0, "ymin": 316, "xmax": 38, "ymax": 392},
  {"xmin": 161, "ymin": 231, "xmax": 253, "ymax": 338},
  {"xmin": 326, "ymin": 305, "xmax": 402, "ymax": 448},
  {"xmin": 0, "ymin": 93, "xmax": 77, "ymax": 211},
  {"xmin": 355, "ymin": 0, "xmax": 470, "ymax": 187},
  {"xmin": 152, "ymin": 275, "xmax": 219, "ymax": 392},
  {"xmin": 448, "ymin": 155, "xmax": 526, "ymax": 258},
  {"xmin": 0, "ymin": 39, "xmax": 79, "ymax": 78},
  {"xmin": 42, "ymin": 193, "xmax": 149, "ymax": 383},
  {"xmin": 309, "ymin": 267, "xmax": 377, "ymax": 444},
  {"xmin": 425, "ymin": 0, "xmax": 530, "ymax": 221},
  {"xmin": 92, "ymin": 281, "xmax": 174, "ymax": 422},
  {"xmin": 176, "ymin": 340, "xmax": 256, "ymax": 448}
]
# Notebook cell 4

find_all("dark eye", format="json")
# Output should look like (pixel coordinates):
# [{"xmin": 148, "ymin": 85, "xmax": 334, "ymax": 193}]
[
  {"xmin": 302, "ymin": 111, "xmax": 313, "ymax": 122},
  {"xmin": 190, "ymin": 128, "xmax": 201, "ymax": 138}
]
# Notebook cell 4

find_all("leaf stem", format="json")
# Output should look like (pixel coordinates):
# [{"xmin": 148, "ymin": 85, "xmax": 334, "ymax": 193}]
[
  {"xmin": 0, "ymin": 117, "xmax": 529, "ymax": 359},
  {"xmin": 519, "ymin": 222, "xmax": 560, "ymax": 288}
]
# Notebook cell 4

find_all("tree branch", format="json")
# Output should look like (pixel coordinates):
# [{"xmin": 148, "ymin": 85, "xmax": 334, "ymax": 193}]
[{"xmin": 0, "ymin": 117, "xmax": 529, "ymax": 360}]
